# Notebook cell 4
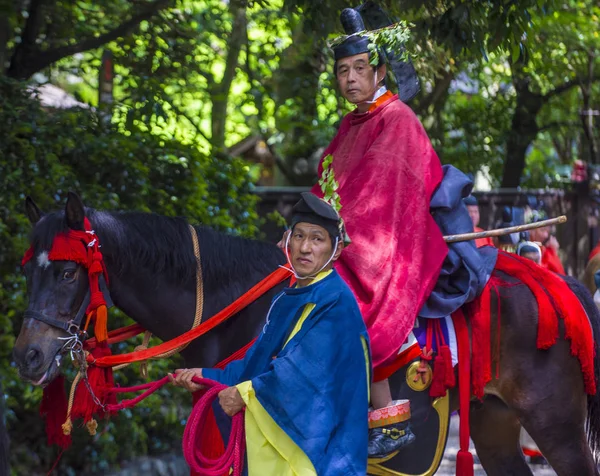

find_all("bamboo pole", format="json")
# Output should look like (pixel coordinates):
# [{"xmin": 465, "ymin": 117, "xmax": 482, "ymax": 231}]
[{"xmin": 443, "ymin": 216, "xmax": 567, "ymax": 244}]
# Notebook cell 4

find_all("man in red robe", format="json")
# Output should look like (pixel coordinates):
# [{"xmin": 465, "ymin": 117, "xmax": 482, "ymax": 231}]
[
  {"xmin": 279, "ymin": 7, "xmax": 495, "ymax": 458},
  {"xmin": 313, "ymin": 7, "xmax": 448, "ymax": 457}
]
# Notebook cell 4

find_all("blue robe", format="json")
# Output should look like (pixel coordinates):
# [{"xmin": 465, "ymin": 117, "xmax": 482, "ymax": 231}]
[
  {"xmin": 420, "ymin": 165, "xmax": 498, "ymax": 318},
  {"xmin": 203, "ymin": 270, "xmax": 371, "ymax": 475}
]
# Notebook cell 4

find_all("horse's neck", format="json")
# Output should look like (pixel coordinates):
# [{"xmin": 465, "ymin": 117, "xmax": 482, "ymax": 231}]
[
  {"xmin": 89, "ymin": 211, "xmax": 196, "ymax": 341},
  {"xmin": 92, "ymin": 211, "xmax": 285, "ymax": 365}
]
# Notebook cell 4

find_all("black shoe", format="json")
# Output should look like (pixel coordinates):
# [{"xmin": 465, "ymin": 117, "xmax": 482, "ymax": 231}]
[{"xmin": 368, "ymin": 421, "xmax": 416, "ymax": 459}]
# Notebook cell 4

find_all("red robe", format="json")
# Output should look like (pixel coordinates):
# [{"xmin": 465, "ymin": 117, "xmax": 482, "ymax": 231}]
[
  {"xmin": 590, "ymin": 242, "xmax": 600, "ymax": 261},
  {"xmin": 311, "ymin": 94, "xmax": 448, "ymax": 370},
  {"xmin": 474, "ymin": 227, "xmax": 494, "ymax": 248},
  {"xmin": 542, "ymin": 246, "xmax": 565, "ymax": 274}
]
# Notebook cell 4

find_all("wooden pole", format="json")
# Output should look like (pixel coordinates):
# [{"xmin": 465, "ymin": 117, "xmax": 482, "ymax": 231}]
[{"xmin": 443, "ymin": 216, "xmax": 567, "ymax": 243}]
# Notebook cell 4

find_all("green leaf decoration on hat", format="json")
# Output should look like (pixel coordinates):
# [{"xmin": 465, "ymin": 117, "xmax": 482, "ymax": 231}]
[
  {"xmin": 329, "ymin": 22, "xmax": 412, "ymax": 66},
  {"xmin": 318, "ymin": 154, "xmax": 351, "ymax": 244}
]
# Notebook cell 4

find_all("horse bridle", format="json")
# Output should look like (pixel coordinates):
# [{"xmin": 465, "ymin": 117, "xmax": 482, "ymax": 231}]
[{"xmin": 23, "ymin": 275, "xmax": 113, "ymax": 354}]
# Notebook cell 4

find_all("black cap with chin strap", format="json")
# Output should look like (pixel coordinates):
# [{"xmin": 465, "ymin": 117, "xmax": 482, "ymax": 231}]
[{"xmin": 291, "ymin": 192, "xmax": 344, "ymax": 242}]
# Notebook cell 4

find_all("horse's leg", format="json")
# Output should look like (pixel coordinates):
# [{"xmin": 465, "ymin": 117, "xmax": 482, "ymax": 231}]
[
  {"xmin": 489, "ymin": 277, "xmax": 599, "ymax": 476},
  {"xmin": 469, "ymin": 395, "xmax": 532, "ymax": 476},
  {"xmin": 516, "ymin": 387, "xmax": 598, "ymax": 476}
]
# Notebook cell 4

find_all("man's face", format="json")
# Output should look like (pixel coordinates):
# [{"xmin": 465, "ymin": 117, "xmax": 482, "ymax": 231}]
[
  {"xmin": 466, "ymin": 205, "xmax": 480, "ymax": 228},
  {"xmin": 336, "ymin": 53, "xmax": 386, "ymax": 105},
  {"xmin": 289, "ymin": 223, "xmax": 342, "ymax": 277},
  {"xmin": 521, "ymin": 251, "xmax": 542, "ymax": 265},
  {"xmin": 529, "ymin": 226, "xmax": 550, "ymax": 244}
]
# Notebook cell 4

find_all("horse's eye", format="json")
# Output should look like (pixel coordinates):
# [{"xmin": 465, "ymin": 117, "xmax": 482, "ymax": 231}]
[{"xmin": 62, "ymin": 270, "xmax": 76, "ymax": 281}]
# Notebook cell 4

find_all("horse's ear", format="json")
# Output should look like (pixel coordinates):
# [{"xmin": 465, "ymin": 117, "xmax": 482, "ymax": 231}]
[
  {"xmin": 25, "ymin": 196, "xmax": 44, "ymax": 225},
  {"xmin": 65, "ymin": 192, "xmax": 85, "ymax": 230}
]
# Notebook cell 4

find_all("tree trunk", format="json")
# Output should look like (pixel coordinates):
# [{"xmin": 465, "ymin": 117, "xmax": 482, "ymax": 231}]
[
  {"xmin": 579, "ymin": 53, "xmax": 599, "ymax": 164},
  {"xmin": 6, "ymin": 0, "xmax": 47, "ymax": 79},
  {"xmin": 210, "ymin": 0, "xmax": 247, "ymax": 152},
  {"xmin": 0, "ymin": 7, "xmax": 12, "ymax": 73},
  {"xmin": 272, "ymin": 22, "xmax": 326, "ymax": 185},
  {"xmin": 413, "ymin": 69, "xmax": 454, "ymax": 159},
  {"xmin": 501, "ymin": 63, "xmax": 544, "ymax": 187}
]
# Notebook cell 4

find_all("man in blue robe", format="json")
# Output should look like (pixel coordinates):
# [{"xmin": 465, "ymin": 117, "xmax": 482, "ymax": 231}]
[{"xmin": 172, "ymin": 192, "xmax": 371, "ymax": 475}]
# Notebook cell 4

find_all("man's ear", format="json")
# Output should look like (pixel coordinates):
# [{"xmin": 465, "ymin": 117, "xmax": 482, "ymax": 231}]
[
  {"xmin": 332, "ymin": 240, "xmax": 344, "ymax": 261},
  {"xmin": 376, "ymin": 64, "xmax": 387, "ymax": 84}
]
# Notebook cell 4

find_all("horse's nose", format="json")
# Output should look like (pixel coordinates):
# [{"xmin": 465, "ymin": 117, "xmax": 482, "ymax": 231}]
[{"xmin": 24, "ymin": 346, "xmax": 43, "ymax": 371}]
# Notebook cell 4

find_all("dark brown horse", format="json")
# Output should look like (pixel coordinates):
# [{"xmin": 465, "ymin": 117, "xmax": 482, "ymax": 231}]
[{"xmin": 12, "ymin": 193, "xmax": 600, "ymax": 476}]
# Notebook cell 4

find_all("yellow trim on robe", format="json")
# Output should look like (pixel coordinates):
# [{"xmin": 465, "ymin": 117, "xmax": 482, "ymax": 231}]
[
  {"xmin": 235, "ymin": 270, "xmax": 334, "ymax": 476},
  {"xmin": 237, "ymin": 381, "xmax": 316, "ymax": 475},
  {"xmin": 362, "ymin": 335, "xmax": 371, "ymax": 402}
]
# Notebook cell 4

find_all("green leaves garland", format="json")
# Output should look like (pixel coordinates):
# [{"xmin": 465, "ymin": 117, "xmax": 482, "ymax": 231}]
[
  {"xmin": 318, "ymin": 154, "xmax": 351, "ymax": 244},
  {"xmin": 318, "ymin": 154, "xmax": 342, "ymax": 214},
  {"xmin": 329, "ymin": 22, "xmax": 412, "ymax": 66}
]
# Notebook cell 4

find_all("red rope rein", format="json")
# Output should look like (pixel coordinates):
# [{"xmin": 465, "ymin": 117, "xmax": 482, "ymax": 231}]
[
  {"xmin": 86, "ymin": 267, "xmax": 292, "ymax": 368},
  {"xmin": 107, "ymin": 376, "xmax": 245, "ymax": 476}
]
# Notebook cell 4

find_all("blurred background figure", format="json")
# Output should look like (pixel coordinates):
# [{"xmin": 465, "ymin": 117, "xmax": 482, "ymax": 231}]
[
  {"xmin": 527, "ymin": 209, "xmax": 566, "ymax": 274},
  {"xmin": 594, "ymin": 271, "xmax": 600, "ymax": 310},
  {"xmin": 516, "ymin": 241, "xmax": 542, "ymax": 265},
  {"xmin": 495, "ymin": 206, "xmax": 521, "ymax": 252},
  {"xmin": 463, "ymin": 195, "xmax": 493, "ymax": 247}
]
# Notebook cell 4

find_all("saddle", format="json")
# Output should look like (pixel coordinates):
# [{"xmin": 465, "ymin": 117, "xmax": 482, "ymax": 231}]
[{"xmin": 367, "ymin": 316, "xmax": 457, "ymax": 476}]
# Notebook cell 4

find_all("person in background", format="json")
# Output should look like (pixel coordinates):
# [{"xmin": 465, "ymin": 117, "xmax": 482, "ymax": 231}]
[
  {"xmin": 528, "ymin": 210, "xmax": 565, "ymax": 274},
  {"xmin": 516, "ymin": 241, "xmax": 542, "ymax": 265},
  {"xmin": 464, "ymin": 195, "xmax": 493, "ymax": 248}
]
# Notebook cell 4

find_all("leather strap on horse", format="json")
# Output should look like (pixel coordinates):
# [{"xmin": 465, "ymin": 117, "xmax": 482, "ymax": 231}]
[{"xmin": 113, "ymin": 225, "xmax": 205, "ymax": 375}]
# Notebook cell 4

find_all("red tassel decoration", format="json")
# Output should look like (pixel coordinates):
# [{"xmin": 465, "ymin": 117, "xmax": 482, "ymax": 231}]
[
  {"xmin": 441, "ymin": 345, "xmax": 456, "ymax": 388},
  {"xmin": 40, "ymin": 375, "xmax": 72, "ymax": 449},
  {"xmin": 453, "ymin": 310, "xmax": 474, "ymax": 476},
  {"xmin": 71, "ymin": 345, "xmax": 115, "ymax": 430},
  {"xmin": 430, "ymin": 354, "xmax": 448, "ymax": 398},
  {"xmin": 456, "ymin": 449, "xmax": 475, "ymax": 476}
]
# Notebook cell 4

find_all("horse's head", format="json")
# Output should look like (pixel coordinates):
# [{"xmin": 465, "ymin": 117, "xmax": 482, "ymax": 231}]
[{"xmin": 13, "ymin": 193, "xmax": 92, "ymax": 386}]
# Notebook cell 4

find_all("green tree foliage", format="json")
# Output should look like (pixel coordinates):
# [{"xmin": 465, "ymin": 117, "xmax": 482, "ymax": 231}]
[{"xmin": 0, "ymin": 75, "xmax": 259, "ymax": 474}]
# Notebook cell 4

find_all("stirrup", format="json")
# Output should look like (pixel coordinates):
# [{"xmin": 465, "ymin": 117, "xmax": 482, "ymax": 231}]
[{"xmin": 368, "ymin": 400, "xmax": 415, "ymax": 459}]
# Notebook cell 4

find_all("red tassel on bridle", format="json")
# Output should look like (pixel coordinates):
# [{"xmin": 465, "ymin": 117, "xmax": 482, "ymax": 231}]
[
  {"xmin": 40, "ymin": 375, "xmax": 71, "ymax": 449},
  {"xmin": 23, "ymin": 218, "xmax": 114, "ymax": 445}
]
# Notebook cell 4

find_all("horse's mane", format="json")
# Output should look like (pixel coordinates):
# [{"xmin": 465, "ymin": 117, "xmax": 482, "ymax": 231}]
[{"xmin": 30, "ymin": 209, "xmax": 285, "ymax": 287}]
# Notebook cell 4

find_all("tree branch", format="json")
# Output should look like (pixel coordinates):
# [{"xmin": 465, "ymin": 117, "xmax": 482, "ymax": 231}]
[
  {"xmin": 168, "ymin": 100, "xmax": 211, "ymax": 146},
  {"xmin": 543, "ymin": 75, "xmax": 600, "ymax": 100},
  {"xmin": 210, "ymin": 0, "xmax": 247, "ymax": 150},
  {"xmin": 538, "ymin": 121, "xmax": 580, "ymax": 132},
  {"xmin": 8, "ymin": 0, "xmax": 171, "ymax": 79},
  {"xmin": 413, "ymin": 69, "xmax": 454, "ymax": 115}
]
